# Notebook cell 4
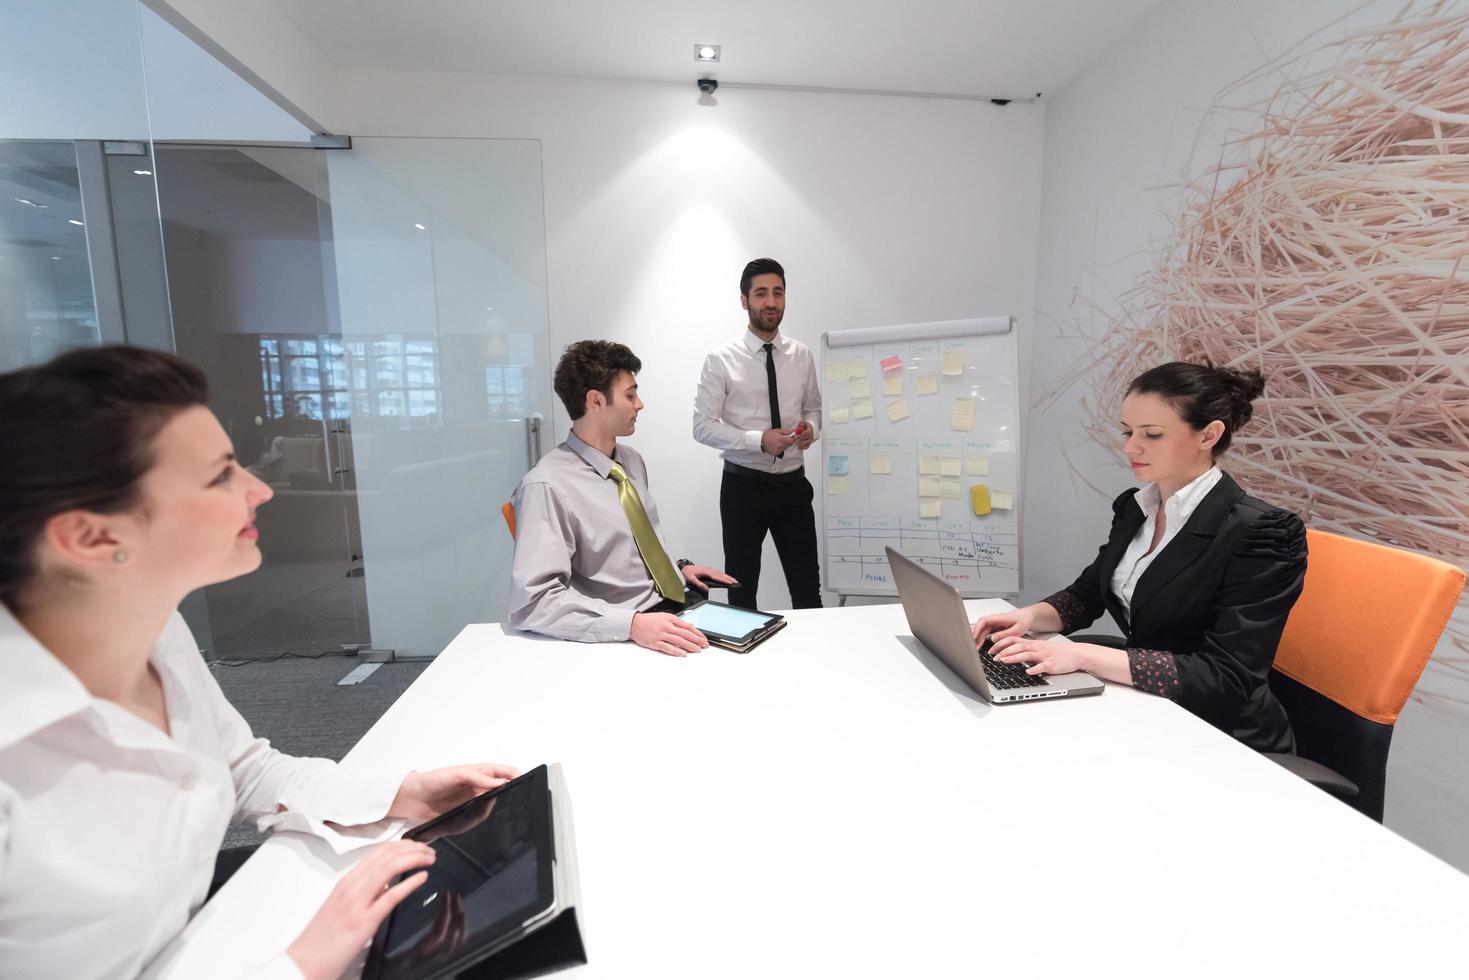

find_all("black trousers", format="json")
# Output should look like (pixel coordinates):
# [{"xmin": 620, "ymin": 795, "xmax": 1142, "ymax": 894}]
[
  {"xmin": 207, "ymin": 844, "xmax": 259, "ymax": 901},
  {"xmin": 720, "ymin": 466, "xmax": 822, "ymax": 610}
]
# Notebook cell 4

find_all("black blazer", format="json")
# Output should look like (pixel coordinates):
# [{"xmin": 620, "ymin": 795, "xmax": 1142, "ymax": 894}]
[{"xmin": 1050, "ymin": 472, "xmax": 1306, "ymax": 753}]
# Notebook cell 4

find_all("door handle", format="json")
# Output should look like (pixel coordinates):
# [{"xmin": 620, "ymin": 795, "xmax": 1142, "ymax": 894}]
[{"xmin": 525, "ymin": 413, "xmax": 543, "ymax": 469}]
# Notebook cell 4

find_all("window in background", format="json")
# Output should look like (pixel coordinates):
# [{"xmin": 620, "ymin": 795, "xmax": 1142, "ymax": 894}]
[{"xmin": 258, "ymin": 333, "xmax": 442, "ymax": 422}]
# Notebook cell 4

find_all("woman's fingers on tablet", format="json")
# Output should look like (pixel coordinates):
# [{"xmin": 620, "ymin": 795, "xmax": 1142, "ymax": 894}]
[{"xmin": 375, "ymin": 870, "xmax": 429, "ymax": 916}]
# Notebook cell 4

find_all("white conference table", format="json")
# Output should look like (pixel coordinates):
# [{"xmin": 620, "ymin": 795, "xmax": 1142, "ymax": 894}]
[{"xmin": 155, "ymin": 601, "xmax": 1469, "ymax": 978}]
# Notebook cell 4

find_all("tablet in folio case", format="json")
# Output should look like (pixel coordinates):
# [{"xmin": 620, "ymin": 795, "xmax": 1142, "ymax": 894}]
[
  {"xmin": 676, "ymin": 598, "xmax": 786, "ymax": 653},
  {"xmin": 362, "ymin": 764, "xmax": 586, "ymax": 980}
]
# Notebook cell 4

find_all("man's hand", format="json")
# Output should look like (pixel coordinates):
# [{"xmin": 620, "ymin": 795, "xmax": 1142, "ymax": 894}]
[
  {"xmin": 761, "ymin": 428, "xmax": 797, "ymax": 455},
  {"xmin": 388, "ymin": 764, "xmax": 520, "ymax": 824},
  {"xmin": 682, "ymin": 564, "xmax": 739, "ymax": 593},
  {"xmin": 792, "ymin": 421, "xmax": 815, "ymax": 450},
  {"xmin": 631, "ymin": 611, "xmax": 709, "ymax": 657}
]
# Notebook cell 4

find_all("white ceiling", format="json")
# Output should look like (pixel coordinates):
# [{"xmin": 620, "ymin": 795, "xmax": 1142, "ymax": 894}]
[{"xmin": 268, "ymin": 0, "xmax": 1163, "ymax": 99}]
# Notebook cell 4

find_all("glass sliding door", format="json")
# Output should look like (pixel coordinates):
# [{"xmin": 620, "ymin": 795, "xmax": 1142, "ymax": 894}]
[
  {"xmin": 153, "ymin": 144, "xmax": 369, "ymax": 659},
  {"xmin": 322, "ymin": 137, "xmax": 553, "ymax": 657},
  {"xmin": 153, "ymin": 138, "xmax": 553, "ymax": 660}
]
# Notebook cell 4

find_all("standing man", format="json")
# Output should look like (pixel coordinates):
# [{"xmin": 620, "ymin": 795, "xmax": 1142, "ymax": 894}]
[{"xmin": 693, "ymin": 258, "xmax": 823, "ymax": 610}]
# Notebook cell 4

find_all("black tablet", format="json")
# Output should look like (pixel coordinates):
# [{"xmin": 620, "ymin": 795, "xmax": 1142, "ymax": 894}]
[
  {"xmin": 675, "ymin": 599, "xmax": 780, "ymax": 645},
  {"xmin": 363, "ymin": 765, "xmax": 556, "ymax": 980}
]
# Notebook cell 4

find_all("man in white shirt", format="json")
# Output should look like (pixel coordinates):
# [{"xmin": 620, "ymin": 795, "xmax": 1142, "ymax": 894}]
[{"xmin": 692, "ymin": 258, "xmax": 823, "ymax": 610}]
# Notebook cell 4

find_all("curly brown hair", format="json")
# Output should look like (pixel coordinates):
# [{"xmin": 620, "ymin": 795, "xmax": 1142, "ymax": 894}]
[{"xmin": 553, "ymin": 340, "xmax": 642, "ymax": 420}]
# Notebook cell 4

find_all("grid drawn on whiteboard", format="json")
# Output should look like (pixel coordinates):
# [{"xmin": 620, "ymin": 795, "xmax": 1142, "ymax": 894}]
[{"xmin": 819, "ymin": 320, "xmax": 1021, "ymax": 597}]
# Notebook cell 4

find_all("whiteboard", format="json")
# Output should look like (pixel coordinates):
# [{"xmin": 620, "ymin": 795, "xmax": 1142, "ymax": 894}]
[{"xmin": 820, "ymin": 317, "xmax": 1020, "ymax": 598}]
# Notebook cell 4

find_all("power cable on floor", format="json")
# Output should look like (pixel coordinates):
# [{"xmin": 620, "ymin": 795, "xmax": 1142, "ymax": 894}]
[{"xmin": 206, "ymin": 649, "xmax": 355, "ymax": 668}]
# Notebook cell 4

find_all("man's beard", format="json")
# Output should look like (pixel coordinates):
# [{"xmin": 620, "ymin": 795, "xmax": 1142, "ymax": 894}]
[{"xmin": 749, "ymin": 308, "xmax": 783, "ymax": 333}]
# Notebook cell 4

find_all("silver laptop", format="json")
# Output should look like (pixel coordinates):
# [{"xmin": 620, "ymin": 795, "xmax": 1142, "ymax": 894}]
[{"xmin": 886, "ymin": 547, "xmax": 1104, "ymax": 703}]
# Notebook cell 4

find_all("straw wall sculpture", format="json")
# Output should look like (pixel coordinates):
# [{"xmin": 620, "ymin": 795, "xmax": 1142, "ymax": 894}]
[{"xmin": 1044, "ymin": 3, "xmax": 1469, "ymax": 708}]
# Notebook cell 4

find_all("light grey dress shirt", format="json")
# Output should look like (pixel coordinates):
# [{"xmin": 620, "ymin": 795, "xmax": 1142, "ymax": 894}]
[
  {"xmin": 507, "ymin": 430, "xmax": 677, "ymax": 642},
  {"xmin": 692, "ymin": 329, "xmax": 822, "ymax": 474}
]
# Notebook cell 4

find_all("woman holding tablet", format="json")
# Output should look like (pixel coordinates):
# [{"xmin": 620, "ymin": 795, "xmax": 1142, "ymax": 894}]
[
  {"xmin": 0, "ymin": 347, "xmax": 516, "ymax": 979},
  {"xmin": 972, "ymin": 361, "xmax": 1307, "ymax": 752}
]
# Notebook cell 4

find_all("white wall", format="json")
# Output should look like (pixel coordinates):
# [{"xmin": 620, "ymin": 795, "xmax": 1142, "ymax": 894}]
[
  {"xmin": 332, "ymin": 71, "xmax": 1047, "ymax": 610},
  {"xmin": 1030, "ymin": 0, "xmax": 1469, "ymax": 870}
]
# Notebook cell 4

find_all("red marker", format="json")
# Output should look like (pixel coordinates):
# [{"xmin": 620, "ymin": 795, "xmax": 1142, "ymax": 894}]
[{"xmin": 793, "ymin": 421, "xmax": 809, "ymax": 436}]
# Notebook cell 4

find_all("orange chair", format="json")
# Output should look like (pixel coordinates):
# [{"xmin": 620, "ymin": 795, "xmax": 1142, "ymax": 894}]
[
  {"xmin": 1266, "ymin": 529, "xmax": 1465, "ymax": 821},
  {"xmin": 500, "ymin": 501, "xmax": 517, "ymax": 540}
]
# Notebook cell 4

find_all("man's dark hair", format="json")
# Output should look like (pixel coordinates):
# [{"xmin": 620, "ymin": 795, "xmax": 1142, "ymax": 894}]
[
  {"xmin": 554, "ymin": 340, "xmax": 642, "ymax": 420},
  {"xmin": 740, "ymin": 257, "xmax": 786, "ymax": 297},
  {"xmin": 0, "ymin": 345, "xmax": 209, "ymax": 610}
]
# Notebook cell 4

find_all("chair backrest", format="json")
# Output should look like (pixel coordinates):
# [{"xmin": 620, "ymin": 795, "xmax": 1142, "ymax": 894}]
[
  {"xmin": 1269, "ymin": 529, "xmax": 1464, "ymax": 820},
  {"xmin": 500, "ymin": 501, "xmax": 517, "ymax": 540}
]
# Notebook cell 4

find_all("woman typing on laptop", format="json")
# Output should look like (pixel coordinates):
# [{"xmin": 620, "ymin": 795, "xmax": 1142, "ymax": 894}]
[
  {"xmin": 972, "ymin": 361, "xmax": 1307, "ymax": 753},
  {"xmin": 0, "ymin": 347, "xmax": 517, "ymax": 980}
]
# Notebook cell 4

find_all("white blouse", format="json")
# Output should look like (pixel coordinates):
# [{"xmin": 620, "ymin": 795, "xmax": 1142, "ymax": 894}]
[
  {"xmin": 0, "ymin": 607, "xmax": 408, "ymax": 980},
  {"xmin": 1109, "ymin": 466, "xmax": 1224, "ymax": 617}
]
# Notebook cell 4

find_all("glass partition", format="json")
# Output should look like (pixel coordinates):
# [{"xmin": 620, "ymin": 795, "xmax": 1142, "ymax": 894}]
[
  {"xmin": 3, "ymin": 3, "xmax": 554, "ymax": 663},
  {"xmin": 323, "ymin": 137, "xmax": 553, "ymax": 657}
]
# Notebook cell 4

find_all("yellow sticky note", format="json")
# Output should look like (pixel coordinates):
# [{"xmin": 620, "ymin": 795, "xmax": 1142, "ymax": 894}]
[
  {"xmin": 869, "ymin": 454, "xmax": 892, "ymax": 475},
  {"xmin": 951, "ymin": 397, "xmax": 975, "ymax": 432},
  {"xmin": 885, "ymin": 399, "xmax": 910, "ymax": 422},
  {"xmin": 941, "ymin": 351, "xmax": 964, "ymax": 376},
  {"xmin": 828, "ymin": 475, "xmax": 849, "ymax": 495},
  {"xmin": 852, "ymin": 399, "xmax": 874, "ymax": 420},
  {"xmin": 825, "ymin": 362, "xmax": 845, "ymax": 383},
  {"xmin": 918, "ymin": 476, "xmax": 941, "ymax": 498},
  {"xmin": 830, "ymin": 408, "xmax": 849, "ymax": 424},
  {"xmin": 919, "ymin": 455, "xmax": 939, "ymax": 475},
  {"xmin": 940, "ymin": 479, "xmax": 961, "ymax": 500},
  {"xmin": 847, "ymin": 362, "xmax": 867, "ymax": 380},
  {"xmin": 991, "ymin": 491, "xmax": 1015, "ymax": 510},
  {"xmin": 849, "ymin": 377, "xmax": 870, "ymax": 400},
  {"xmin": 882, "ymin": 375, "xmax": 903, "ymax": 396},
  {"xmin": 966, "ymin": 456, "xmax": 990, "ymax": 477},
  {"xmin": 919, "ymin": 499, "xmax": 941, "ymax": 519},
  {"xmin": 916, "ymin": 374, "xmax": 939, "ymax": 395},
  {"xmin": 939, "ymin": 457, "xmax": 961, "ymax": 477},
  {"xmin": 970, "ymin": 484, "xmax": 992, "ymax": 516}
]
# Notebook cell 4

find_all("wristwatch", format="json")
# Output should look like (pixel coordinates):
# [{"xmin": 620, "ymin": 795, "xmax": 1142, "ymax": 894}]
[{"xmin": 676, "ymin": 558, "xmax": 693, "ymax": 570}]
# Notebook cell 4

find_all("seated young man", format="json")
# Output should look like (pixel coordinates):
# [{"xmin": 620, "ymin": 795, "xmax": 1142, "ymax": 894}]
[{"xmin": 507, "ymin": 340, "xmax": 736, "ymax": 656}]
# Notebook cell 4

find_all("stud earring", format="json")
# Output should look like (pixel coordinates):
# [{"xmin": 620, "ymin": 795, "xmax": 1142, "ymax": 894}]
[{"xmin": 112, "ymin": 549, "xmax": 129, "ymax": 564}]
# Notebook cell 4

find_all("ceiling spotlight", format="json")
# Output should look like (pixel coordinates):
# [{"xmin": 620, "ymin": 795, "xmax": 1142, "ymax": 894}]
[
  {"xmin": 133, "ymin": 169, "xmax": 153, "ymax": 176},
  {"xmin": 695, "ymin": 44, "xmax": 721, "ymax": 63},
  {"xmin": 68, "ymin": 219, "xmax": 84, "ymax": 226},
  {"xmin": 14, "ymin": 197, "xmax": 48, "ymax": 208},
  {"xmin": 414, "ymin": 223, "xmax": 426, "ymax": 230},
  {"xmin": 51, "ymin": 255, "xmax": 61, "ymax": 260}
]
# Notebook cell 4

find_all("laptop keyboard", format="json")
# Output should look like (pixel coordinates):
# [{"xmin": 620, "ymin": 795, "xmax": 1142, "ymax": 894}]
[{"xmin": 979, "ymin": 640, "xmax": 1050, "ymax": 689}]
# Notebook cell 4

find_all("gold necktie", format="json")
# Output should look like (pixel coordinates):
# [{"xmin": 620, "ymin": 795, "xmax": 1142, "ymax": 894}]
[{"xmin": 608, "ymin": 462, "xmax": 685, "ymax": 603}]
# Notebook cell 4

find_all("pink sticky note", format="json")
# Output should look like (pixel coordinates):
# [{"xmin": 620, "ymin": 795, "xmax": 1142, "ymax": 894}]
[{"xmin": 879, "ymin": 354, "xmax": 903, "ymax": 373}]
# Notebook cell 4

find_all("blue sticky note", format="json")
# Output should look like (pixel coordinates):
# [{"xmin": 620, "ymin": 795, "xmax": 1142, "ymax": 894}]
[{"xmin": 829, "ymin": 455, "xmax": 849, "ymax": 476}]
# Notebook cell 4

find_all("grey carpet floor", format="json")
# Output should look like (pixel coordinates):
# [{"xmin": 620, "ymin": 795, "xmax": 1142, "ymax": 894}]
[{"xmin": 210, "ymin": 656, "xmax": 431, "ymax": 847}]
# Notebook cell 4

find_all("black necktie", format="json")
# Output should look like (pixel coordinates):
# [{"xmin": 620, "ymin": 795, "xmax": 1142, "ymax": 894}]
[{"xmin": 764, "ymin": 342, "xmax": 783, "ymax": 458}]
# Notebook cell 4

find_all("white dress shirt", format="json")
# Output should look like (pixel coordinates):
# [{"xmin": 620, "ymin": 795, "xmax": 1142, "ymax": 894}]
[
  {"xmin": 0, "ymin": 606, "xmax": 408, "ymax": 980},
  {"xmin": 507, "ymin": 431, "xmax": 678, "ymax": 642},
  {"xmin": 692, "ymin": 329, "xmax": 822, "ymax": 474},
  {"xmin": 1110, "ymin": 466, "xmax": 1224, "ymax": 617}
]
